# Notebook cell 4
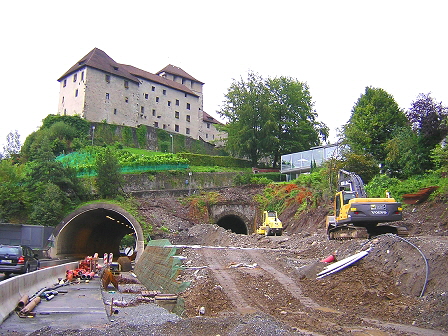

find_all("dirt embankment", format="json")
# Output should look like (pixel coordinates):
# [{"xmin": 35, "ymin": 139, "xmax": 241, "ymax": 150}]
[{"xmin": 136, "ymin": 186, "xmax": 448, "ymax": 335}]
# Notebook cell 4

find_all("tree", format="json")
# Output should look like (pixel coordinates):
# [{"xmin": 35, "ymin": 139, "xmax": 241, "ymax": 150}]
[
  {"xmin": 406, "ymin": 93, "xmax": 448, "ymax": 149},
  {"xmin": 385, "ymin": 126, "xmax": 429, "ymax": 178},
  {"xmin": 0, "ymin": 160, "xmax": 25, "ymax": 222},
  {"xmin": 219, "ymin": 72, "xmax": 273, "ymax": 166},
  {"xmin": 219, "ymin": 72, "xmax": 328, "ymax": 167},
  {"xmin": 343, "ymin": 86, "xmax": 408, "ymax": 165},
  {"xmin": 95, "ymin": 147, "xmax": 123, "ymax": 198},
  {"xmin": 267, "ymin": 77, "xmax": 328, "ymax": 167},
  {"xmin": 2, "ymin": 130, "xmax": 21, "ymax": 159}
]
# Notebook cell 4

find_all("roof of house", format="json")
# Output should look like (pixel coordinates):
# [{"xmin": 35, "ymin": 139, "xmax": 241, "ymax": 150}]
[
  {"xmin": 157, "ymin": 64, "xmax": 204, "ymax": 84},
  {"xmin": 203, "ymin": 111, "xmax": 222, "ymax": 125},
  {"xmin": 57, "ymin": 49, "xmax": 202, "ymax": 96},
  {"xmin": 120, "ymin": 64, "xmax": 198, "ymax": 97},
  {"xmin": 57, "ymin": 48, "xmax": 140, "ymax": 83}
]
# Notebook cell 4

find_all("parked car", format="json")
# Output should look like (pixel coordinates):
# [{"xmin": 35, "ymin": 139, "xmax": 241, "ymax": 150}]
[{"xmin": 0, "ymin": 245, "xmax": 39, "ymax": 277}]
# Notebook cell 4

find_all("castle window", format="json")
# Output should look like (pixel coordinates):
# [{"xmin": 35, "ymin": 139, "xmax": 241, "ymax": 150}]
[
  {"xmin": 207, "ymin": 122, "xmax": 211, "ymax": 129},
  {"xmin": 186, "ymin": 115, "xmax": 190, "ymax": 122},
  {"xmin": 81, "ymin": 71, "xmax": 84, "ymax": 81},
  {"xmin": 186, "ymin": 128, "xmax": 190, "ymax": 135},
  {"xmin": 141, "ymin": 106, "xmax": 144, "ymax": 113},
  {"xmin": 144, "ymin": 93, "xmax": 148, "ymax": 99},
  {"xmin": 75, "ymin": 89, "xmax": 78, "ymax": 97},
  {"xmin": 125, "ymin": 97, "xmax": 129, "ymax": 103},
  {"xmin": 106, "ymin": 93, "xmax": 110, "ymax": 100},
  {"xmin": 62, "ymin": 96, "xmax": 64, "ymax": 103},
  {"xmin": 185, "ymin": 93, "xmax": 187, "ymax": 97},
  {"xmin": 124, "ymin": 80, "xmax": 129, "ymax": 89},
  {"xmin": 175, "ymin": 111, "xmax": 180, "ymax": 119},
  {"xmin": 152, "ymin": 109, "xmax": 156, "ymax": 116},
  {"xmin": 105, "ymin": 74, "xmax": 110, "ymax": 83},
  {"xmin": 163, "ymin": 124, "xmax": 167, "ymax": 130},
  {"xmin": 168, "ymin": 101, "xmax": 171, "ymax": 106},
  {"xmin": 63, "ymin": 79, "xmax": 67, "ymax": 87},
  {"xmin": 155, "ymin": 97, "xmax": 159, "ymax": 102},
  {"xmin": 176, "ymin": 99, "xmax": 179, "ymax": 106},
  {"xmin": 186, "ymin": 103, "xmax": 191, "ymax": 110},
  {"xmin": 152, "ymin": 86, "xmax": 155, "ymax": 91},
  {"xmin": 163, "ymin": 89, "xmax": 167, "ymax": 95},
  {"xmin": 175, "ymin": 125, "xmax": 179, "ymax": 132},
  {"xmin": 73, "ymin": 74, "xmax": 77, "ymax": 82},
  {"xmin": 154, "ymin": 122, "xmax": 159, "ymax": 128},
  {"xmin": 206, "ymin": 134, "xmax": 209, "ymax": 139},
  {"xmin": 114, "ymin": 109, "xmax": 117, "ymax": 115}
]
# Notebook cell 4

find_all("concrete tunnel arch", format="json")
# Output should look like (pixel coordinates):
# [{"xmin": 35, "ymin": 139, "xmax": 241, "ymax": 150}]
[
  {"xmin": 214, "ymin": 211, "xmax": 251, "ymax": 234},
  {"xmin": 48, "ymin": 203, "xmax": 145, "ymax": 261}
]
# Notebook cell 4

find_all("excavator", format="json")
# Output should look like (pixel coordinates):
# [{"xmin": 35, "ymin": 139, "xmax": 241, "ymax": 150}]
[
  {"xmin": 326, "ymin": 170, "xmax": 408, "ymax": 240},
  {"xmin": 256, "ymin": 210, "xmax": 283, "ymax": 236}
]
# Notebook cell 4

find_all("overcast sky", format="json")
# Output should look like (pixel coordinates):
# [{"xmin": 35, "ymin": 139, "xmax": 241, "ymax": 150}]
[{"xmin": 1, "ymin": 0, "xmax": 446, "ymax": 150}]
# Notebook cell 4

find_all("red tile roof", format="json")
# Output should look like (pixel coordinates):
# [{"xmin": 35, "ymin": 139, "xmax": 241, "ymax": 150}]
[
  {"xmin": 203, "ymin": 111, "xmax": 222, "ymax": 125},
  {"xmin": 57, "ymin": 48, "xmax": 139, "ymax": 83},
  {"xmin": 120, "ymin": 64, "xmax": 198, "ymax": 97},
  {"xmin": 157, "ymin": 64, "xmax": 204, "ymax": 84}
]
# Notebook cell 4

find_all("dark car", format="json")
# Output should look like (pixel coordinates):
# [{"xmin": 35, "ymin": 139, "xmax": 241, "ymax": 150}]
[{"xmin": 0, "ymin": 245, "xmax": 39, "ymax": 277}]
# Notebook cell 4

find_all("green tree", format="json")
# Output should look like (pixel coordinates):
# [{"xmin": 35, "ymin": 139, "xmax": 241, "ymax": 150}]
[
  {"xmin": 0, "ymin": 159, "xmax": 25, "ymax": 222},
  {"xmin": 219, "ymin": 72, "xmax": 328, "ymax": 167},
  {"xmin": 343, "ymin": 87, "xmax": 408, "ymax": 165},
  {"xmin": 24, "ymin": 139, "xmax": 88, "ymax": 225},
  {"xmin": 95, "ymin": 147, "xmax": 123, "ymax": 198},
  {"xmin": 385, "ymin": 126, "xmax": 429, "ymax": 178},
  {"xmin": 267, "ymin": 77, "xmax": 328, "ymax": 167},
  {"xmin": 219, "ymin": 72, "xmax": 273, "ymax": 166}
]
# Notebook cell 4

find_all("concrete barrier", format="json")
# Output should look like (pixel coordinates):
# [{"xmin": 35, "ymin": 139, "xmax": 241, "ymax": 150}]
[{"xmin": 0, "ymin": 262, "xmax": 78, "ymax": 324}]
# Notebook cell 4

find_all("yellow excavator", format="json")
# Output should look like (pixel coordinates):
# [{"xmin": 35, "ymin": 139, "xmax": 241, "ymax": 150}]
[
  {"xmin": 256, "ymin": 210, "xmax": 283, "ymax": 236},
  {"xmin": 326, "ymin": 170, "xmax": 408, "ymax": 239}
]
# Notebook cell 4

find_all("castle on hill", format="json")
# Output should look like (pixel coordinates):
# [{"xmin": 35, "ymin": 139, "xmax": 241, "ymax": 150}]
[{"xmin": 57, "ymin": 48, "xmax": 225, "ymax": 143}]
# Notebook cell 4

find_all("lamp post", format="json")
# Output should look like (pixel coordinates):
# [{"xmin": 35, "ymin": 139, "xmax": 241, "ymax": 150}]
[
  {"xmin": 169, "ymin": 134, "xmax": 173, "ymax": 153},
  {"xmin": 188, "ymin": 172, "xmax": 192, "ymax": 196},
  {"xmin": 91, "ymin": 125, "xmax": 95, "ymax": 146}
]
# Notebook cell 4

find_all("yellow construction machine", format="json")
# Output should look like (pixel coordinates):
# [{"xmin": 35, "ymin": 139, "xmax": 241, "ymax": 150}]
[
  {"xmin": 326, "ymin": 170, "xmax": 408, "ymax": 239},
  {"xmin": 257, "ymin": 210, "xmax": 283, "ymax": 236}
]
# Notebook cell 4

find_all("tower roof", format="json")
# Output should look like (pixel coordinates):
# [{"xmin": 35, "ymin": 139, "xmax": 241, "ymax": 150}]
[
  {"xmin": 157, "ymin": 64, "xmax": 203, "ymax": 84},
  {"xmin": 120, "ymin": 64, "xmax": 198, "ymax": 97},
  {"xmin": 57, "ymin": 48, "xmax": 139, "ymax": 83}
]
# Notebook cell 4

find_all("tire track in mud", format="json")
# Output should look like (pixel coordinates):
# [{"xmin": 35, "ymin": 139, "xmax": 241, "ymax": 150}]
[
  {"xmin": 246, "ymin": 249, "xmax": 324, "ymax": 311},
  {"xmin": 200, "ymin": 247, "xmax": 258, "ymax": 314}
]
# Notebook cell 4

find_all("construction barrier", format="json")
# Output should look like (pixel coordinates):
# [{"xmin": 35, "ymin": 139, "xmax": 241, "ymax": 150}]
[{"xmin": 0, "ymin": 262, "xmax": 78, "ymax": 324}]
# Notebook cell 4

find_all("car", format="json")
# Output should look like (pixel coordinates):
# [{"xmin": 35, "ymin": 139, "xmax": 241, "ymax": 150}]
[{"xmin": 0, "ymin": 245, "xmax": 39, "ymax": 277}]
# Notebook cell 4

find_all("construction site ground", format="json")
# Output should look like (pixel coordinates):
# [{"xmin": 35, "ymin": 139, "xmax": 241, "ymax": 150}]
[{"xmin": 1, "ymin": 185, "xmax": 448, "ymax": 335}]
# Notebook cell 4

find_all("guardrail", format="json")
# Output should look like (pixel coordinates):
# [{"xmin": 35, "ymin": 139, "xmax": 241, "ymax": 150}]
[{"xmin": 0, "ymin": 262, "xmax": 78, "ymax": 324}]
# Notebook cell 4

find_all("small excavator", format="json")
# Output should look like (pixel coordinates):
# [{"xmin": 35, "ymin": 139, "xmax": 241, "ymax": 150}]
[
  {"xmin": 256, "ymin": 210, "xmax": 283, "ymax": 236},
  {"xmin": 326, "ymin": 170, "xmax": 408, "ymax": 239}
]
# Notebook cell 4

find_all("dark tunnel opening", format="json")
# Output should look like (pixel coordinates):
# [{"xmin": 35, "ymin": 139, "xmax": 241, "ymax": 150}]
[
  {"xmin": 216, "ymin": 215, "xmax": 248, "ymax": 234},
  {"xmin": 57, "ymin": 208, "xmax": 136, "ymax": 259}
]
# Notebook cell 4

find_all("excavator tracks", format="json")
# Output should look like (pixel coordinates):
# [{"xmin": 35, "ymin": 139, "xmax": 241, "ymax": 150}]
[{"xmin": 328, "ymin": 226, "xmax": 369, "ymax": 240}]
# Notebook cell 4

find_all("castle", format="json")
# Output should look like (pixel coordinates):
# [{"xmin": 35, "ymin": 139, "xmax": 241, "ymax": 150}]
[{"xmin": 57, "ymin": 48, "xmax": 224, "ymax": 143}]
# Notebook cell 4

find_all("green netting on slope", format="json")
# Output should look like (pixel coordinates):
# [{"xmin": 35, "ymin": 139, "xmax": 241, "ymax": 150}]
[{"xmin": 134, "ymin": 239, "xmax": 190, "ymax": 294}]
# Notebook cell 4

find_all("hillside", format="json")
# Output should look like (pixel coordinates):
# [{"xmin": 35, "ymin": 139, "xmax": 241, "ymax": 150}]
[{"xmin": 131, "ymin": 185, "xmax": 448, "ymax": 335}]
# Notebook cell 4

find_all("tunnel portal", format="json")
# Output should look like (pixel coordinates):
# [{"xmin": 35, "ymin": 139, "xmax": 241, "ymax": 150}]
[
  {"xmin": 216, "ymin": 215, "xmax": 248, "ymax": 234},
  {"xmin": 51, "ymin": 204, "xmax": 144, "ymax": 260}
]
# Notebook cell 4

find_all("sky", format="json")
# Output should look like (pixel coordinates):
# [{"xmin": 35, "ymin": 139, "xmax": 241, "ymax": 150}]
[{"xmin": 1, "ymin": 0, "xmax": 447, "ymax": 150}]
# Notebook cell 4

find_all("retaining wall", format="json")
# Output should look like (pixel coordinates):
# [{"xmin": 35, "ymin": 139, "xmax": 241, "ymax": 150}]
[{"xmin": 0, "ymin": 262, "xmax": 78, "ymax": 324}]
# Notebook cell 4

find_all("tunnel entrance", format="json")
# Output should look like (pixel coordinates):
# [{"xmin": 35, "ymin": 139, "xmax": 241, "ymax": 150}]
[
  {"xmin": 216, "ymin": 215, "xmax": 248, "ymax": 234},
  {"xmin": 50, "ymin": 203, "xmax": 144, "ymax": 261}
]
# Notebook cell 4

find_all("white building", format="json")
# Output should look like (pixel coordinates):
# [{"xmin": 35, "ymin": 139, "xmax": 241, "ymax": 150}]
[{"xmin": 57, "ymin": 48, "xmax": 225, "ymax": 143}]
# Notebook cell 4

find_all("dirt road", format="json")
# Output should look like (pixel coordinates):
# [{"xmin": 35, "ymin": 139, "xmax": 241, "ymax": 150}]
[{"xmin": 179, "ymin": 239, "xmax": 446, "ymax": 335}]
